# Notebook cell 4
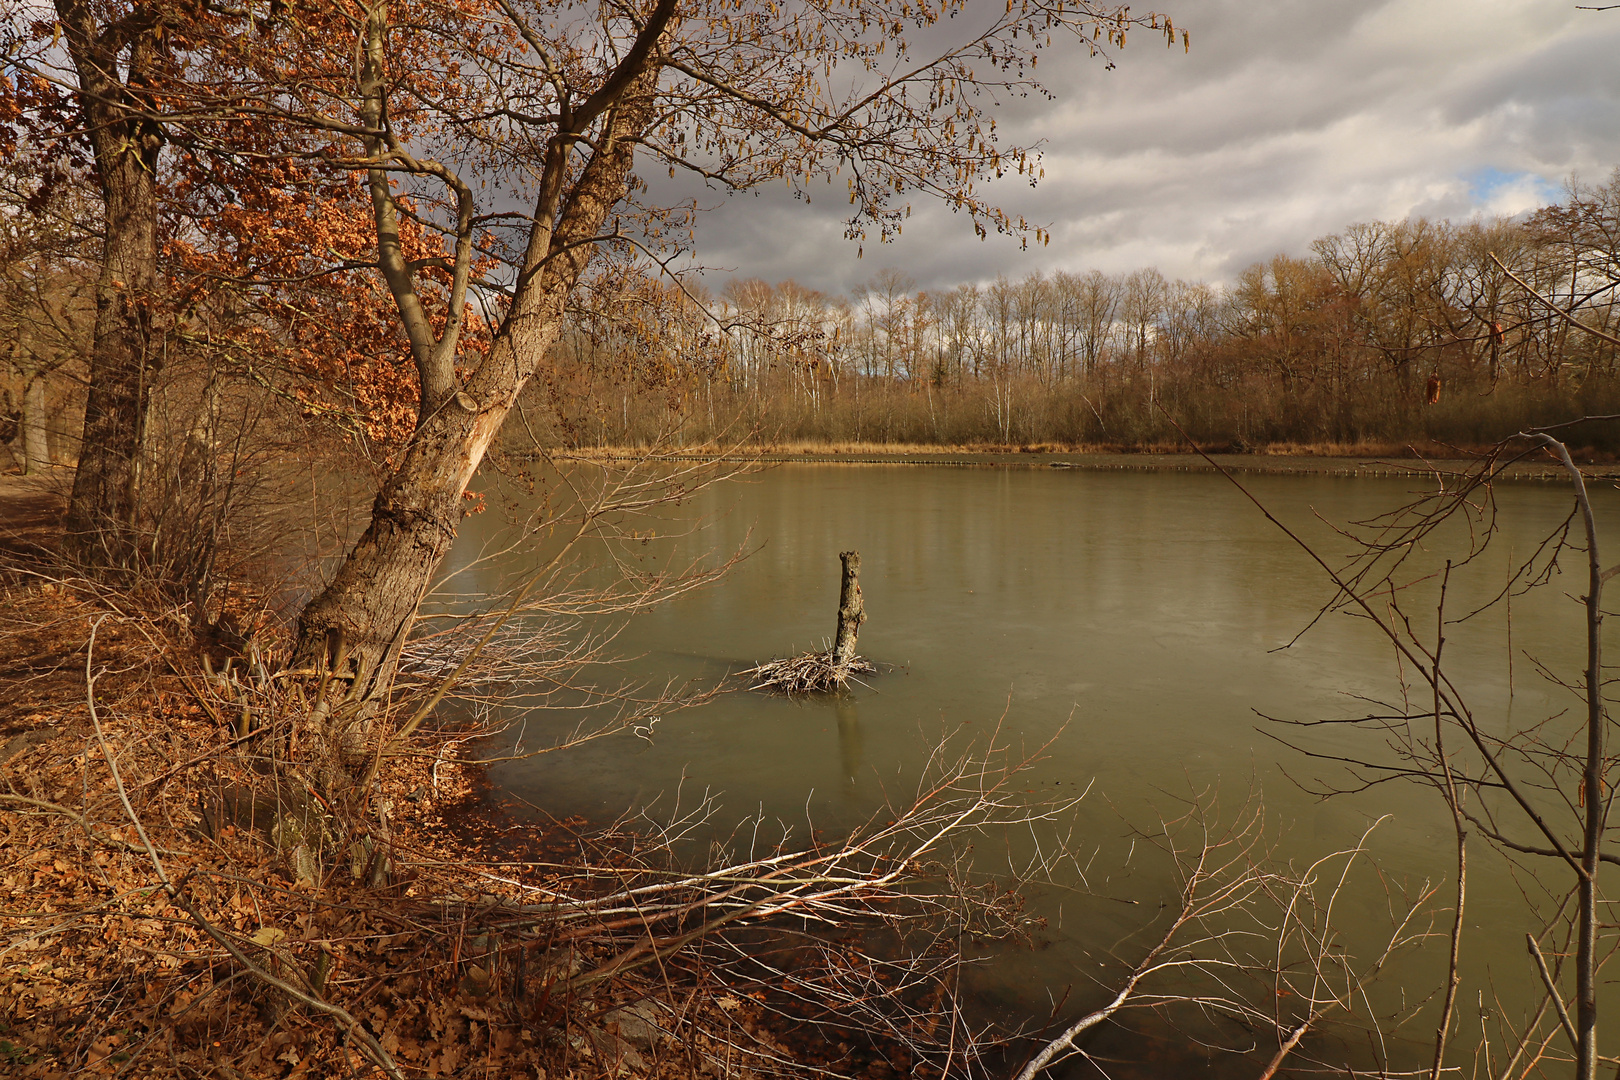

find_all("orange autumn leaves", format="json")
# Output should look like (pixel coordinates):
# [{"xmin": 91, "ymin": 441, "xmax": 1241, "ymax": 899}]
[
  {"xmin": 166, "ymin": 162, "xmax": 452, "ymax": 455},
  {"xmin": 1, "ymin": 4, "xmax": 501, "ymax": 459},
  {"xmin": 164, "ymin": 143, "xmax": 503, "ymax": 457}
]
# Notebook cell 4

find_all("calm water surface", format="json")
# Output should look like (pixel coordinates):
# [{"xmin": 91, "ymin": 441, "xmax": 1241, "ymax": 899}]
[{"xmin": 446, "ymin": 464, "xmax": 1619, "ymax": 1071}]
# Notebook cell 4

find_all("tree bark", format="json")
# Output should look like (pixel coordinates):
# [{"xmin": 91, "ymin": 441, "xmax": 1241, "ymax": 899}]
[
  {"xmin": 289, "ymin": 335, "xmax": 541, "ymax": 702},
  {"xmin": 55, "ymin": 0, "xmax": 166, "ymax": 570},
  {"xmin": 20, "ymin": 368, "xmax": 50, "ymax": 475},
  {"xmin": 831, "ymin": 550, "xmax": 866, "ymax": 670},
  {"xmin": 290, "ymin": 71, "xmax": 660, "ymax": 720}
]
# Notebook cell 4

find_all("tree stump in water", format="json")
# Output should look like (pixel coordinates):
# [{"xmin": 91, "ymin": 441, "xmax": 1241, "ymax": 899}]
[
  {"xmin": 740, "ymin": 550, "xmax": 874, "ymax": 694},
  {"xmin": 831, "ymin": 550, "xmax": 866, "ymax": 673}
]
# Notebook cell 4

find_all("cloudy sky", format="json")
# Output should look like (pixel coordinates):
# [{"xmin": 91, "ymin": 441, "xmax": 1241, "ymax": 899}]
[{"xmin": 669, "ymin": 0, "xmax": 1620, "ymax": 299}]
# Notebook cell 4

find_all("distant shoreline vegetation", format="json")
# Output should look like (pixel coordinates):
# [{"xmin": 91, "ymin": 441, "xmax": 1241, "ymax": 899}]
[
  {"xmin": 517, "ymin": 172, "xmax": 1620, "ymax": 458},
  {"xmin": 543, "ymin": 443, "xmax": 1605, "ymax": 479}
]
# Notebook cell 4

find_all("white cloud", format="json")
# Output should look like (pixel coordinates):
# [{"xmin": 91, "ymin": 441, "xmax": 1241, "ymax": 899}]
[{"xmin": 665, "ymin": 0, "xmax": 1620, "ymax": 297}]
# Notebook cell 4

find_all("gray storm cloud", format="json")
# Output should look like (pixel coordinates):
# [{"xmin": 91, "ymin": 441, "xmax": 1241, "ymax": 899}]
[{"xmin": 656, "ymin": 0, "xmax": 1620, "ymax": 297}]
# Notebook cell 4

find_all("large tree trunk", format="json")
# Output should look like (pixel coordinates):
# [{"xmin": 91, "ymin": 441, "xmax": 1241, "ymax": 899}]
[
  {"xmin": 290, "ymin": 74, "xmax": 658, "ymax": 745},
  {"xmin": 56, "ymin": 1, "xmax": 166, "ymax": 570},
  {"xmin": 290, "ymin": 326, "xmax": 553, "ymax": 701}
]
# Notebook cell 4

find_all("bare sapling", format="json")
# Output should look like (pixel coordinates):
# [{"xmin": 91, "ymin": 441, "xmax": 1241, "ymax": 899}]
[
  {"xmin": 1162, "ymin": 403, "xmax": 1620, "ymax": 1077},
  {"xmin": 1014, "ymin": 790, "xmax": 1434, "ymax": 1079}
]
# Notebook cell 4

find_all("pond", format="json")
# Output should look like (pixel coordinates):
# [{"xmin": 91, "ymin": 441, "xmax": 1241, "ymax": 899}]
[{"xmin": 445, "ymin": 461, "xmax": 1618, "ymax": 1075}]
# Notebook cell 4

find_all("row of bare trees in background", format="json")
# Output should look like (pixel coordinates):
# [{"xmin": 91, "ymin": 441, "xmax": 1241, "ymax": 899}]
[
  {"xmin": 24, "ymin": 172, "xmax": 1620, "ymax": 474},
  {"xmin": 536, "ymin": 173, "xmax": 1620, "ymax": 451}
]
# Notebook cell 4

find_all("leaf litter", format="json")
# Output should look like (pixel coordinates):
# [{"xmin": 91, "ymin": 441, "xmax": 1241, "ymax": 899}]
[{"xmin": 0, "ymin": 577, "xmax": 990, "ymax": 1079}]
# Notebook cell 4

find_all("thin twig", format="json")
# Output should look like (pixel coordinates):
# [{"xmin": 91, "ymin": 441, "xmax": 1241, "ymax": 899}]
[{"xmin": 1527, "ymin": 933, "xmax": 1579, "ymax": 1050}]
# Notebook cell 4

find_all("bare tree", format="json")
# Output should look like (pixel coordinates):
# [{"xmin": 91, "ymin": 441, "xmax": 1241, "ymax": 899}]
[
  {"xmin": 1016, "ymin": 795, "xmax": 1434, "ymax": 1080},
  {"xmin": 1120, "ymin": 267, "xmax": 1167, "ymax": 379},
  {"xmin": 1170, "ymin": 415, "xmax": 1620, "ymax": 1078},
  {"xmin": 853, "ymin": 269, "xmax": 918, "ymax": 381}
]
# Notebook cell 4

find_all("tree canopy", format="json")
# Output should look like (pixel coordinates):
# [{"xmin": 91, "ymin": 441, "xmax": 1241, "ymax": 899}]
[{"xmin": 2, "ymin": 0, "xmax": 1184, "ymax": 735}]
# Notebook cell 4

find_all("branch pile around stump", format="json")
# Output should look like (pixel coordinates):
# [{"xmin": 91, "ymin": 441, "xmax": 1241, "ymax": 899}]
[
  {"xmin": 739, "ymin": 649, "xmax": 877, "ymax": 695},
  {"xmin": 743, "ymin": 550, "xmax": 874, "ymax": 694}
]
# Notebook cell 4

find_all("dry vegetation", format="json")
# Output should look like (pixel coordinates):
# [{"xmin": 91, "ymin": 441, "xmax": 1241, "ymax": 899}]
[
  {"xmin": 0, "ymin": 524, "xmax": 1060, "ymax": 1080},
  {"xmin": 737, "ymin": 651, "xmax": 878, "ymax": 695},
  {"xmin": 0, "ymin": 580, "xmax": 851, "ymax": 1078}
]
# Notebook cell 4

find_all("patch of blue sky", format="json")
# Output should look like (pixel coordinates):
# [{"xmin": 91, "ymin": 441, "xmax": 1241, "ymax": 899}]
[{"xmin": 1465, "ymin": 167, "xmax": 1561, "ymax": 211}]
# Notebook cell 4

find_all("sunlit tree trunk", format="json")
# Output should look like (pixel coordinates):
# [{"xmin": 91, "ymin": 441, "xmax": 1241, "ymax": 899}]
[{"xmin": 290, "ymin": 70, "xmax": 659, "ymax": 717}]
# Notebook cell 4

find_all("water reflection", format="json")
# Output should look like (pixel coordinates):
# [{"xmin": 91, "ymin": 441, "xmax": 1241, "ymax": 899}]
[{"xmin": 834, "ymin": 693, "xmax": 864, "ymax": 790}]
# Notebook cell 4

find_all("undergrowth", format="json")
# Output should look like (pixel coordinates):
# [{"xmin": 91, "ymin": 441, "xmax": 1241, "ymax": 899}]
[{"xmin": 0, "ymin": 572, "xmax": 1023, "ymax": 1079}]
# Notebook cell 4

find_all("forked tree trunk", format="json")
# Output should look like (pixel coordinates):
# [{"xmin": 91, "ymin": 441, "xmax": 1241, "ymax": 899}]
[
  {"xmin": 56, "ymin": 1, "xmax": 166, "ymax": 570},
  {"xmin": 290, "ymin": 75, "xmax": 659, "ymax": 740},
  {"xmin": 831, "ymin": 550, "xmax": 866, "ymax": 670},
  {"xmin": 289, "ymin": 322, "xmax": 559, "ymax": 702}
]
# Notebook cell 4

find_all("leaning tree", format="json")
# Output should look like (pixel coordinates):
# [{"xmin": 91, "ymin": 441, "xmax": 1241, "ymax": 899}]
[
  {"xmin": 13, "ymin": 0, "xmax": 1188, "ymax": 733},
  {"xmin": 208, "ymin": 0, "xmax": 1187, "ymax": 704}
]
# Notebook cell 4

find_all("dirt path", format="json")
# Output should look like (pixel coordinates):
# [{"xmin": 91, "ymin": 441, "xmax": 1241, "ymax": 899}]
[{"xmin": 0, "ymin": 471, "xmax": 68, "ymax": 562}]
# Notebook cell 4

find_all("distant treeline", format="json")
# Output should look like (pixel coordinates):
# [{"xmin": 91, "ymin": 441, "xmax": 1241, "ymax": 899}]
[
  {"xmin": 12, "ymin": 170, "xmax": 1619, "ymax": 467},
  {"xmin": 525, "ymin": 172, "xmax": 1620, "ymax": 453}
]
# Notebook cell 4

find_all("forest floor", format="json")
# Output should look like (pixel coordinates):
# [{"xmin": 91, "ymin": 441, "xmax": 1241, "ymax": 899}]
[
  {"xmin": 0, "ymin": 473, "xmax": 931, "ymax": 1080},
  {"xmin": 0, "ymin": 472, "xmax": 69, "ymax": 560}
]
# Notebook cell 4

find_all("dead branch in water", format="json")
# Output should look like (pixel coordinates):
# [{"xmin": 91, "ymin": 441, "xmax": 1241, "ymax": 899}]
[
  {"xmin": 738, "ymin": 648, "xmax": 877, "ymax": 695},
  {"xmin": 742, "ymin": 550, "xmax": 874, "ymax": 695}
]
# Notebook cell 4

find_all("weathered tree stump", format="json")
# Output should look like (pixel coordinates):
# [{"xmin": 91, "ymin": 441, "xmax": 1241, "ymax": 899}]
[
  {"xmin": 831, "ymin": 550, "xmax": 866, "ymax": 672},
  {"xmin": 740, "ymin": 549, "xmax": 874, "ymax": 694}
]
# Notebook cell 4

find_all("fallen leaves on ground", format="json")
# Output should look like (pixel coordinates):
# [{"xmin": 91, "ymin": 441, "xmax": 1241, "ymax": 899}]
[{"xmin": 0, "ymin": 578, "xmax": 938, "ymax": 1080}]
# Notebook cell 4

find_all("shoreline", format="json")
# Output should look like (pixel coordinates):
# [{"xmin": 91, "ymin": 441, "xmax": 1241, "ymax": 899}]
[{"xmin": 549, "ymin": 448, "xmax": 1605, "ymax": 482}]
